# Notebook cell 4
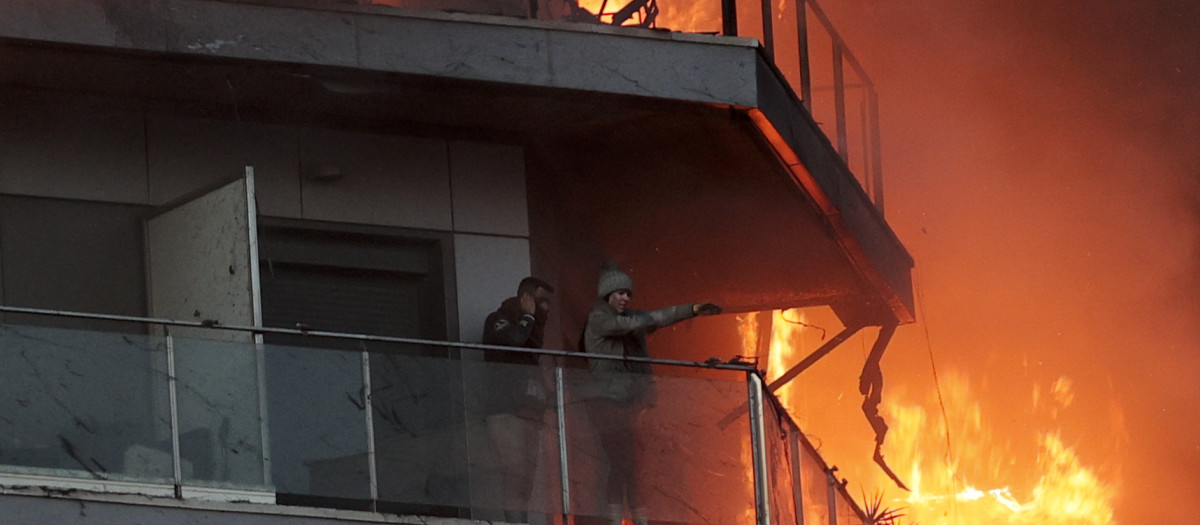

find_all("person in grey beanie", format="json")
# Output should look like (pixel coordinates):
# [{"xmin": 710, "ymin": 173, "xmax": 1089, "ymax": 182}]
[{"xmin": 580, "ymin": 260, "xmax": 721, "ymax": 525}]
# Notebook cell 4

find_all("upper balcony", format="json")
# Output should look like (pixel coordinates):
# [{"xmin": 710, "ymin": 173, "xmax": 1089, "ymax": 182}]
[
  {"xmin": 0, "ymin": 0, "xmax": 913, "ymax": 328},
  {"xmin": 0, "ymin": 305, "xmax": 870, "ymax": 524}
]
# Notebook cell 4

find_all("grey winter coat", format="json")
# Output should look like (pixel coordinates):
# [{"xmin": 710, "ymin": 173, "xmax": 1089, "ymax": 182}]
[{"xmin": 581, "ymin": 300, "xmax": 696, "ymax": 403}]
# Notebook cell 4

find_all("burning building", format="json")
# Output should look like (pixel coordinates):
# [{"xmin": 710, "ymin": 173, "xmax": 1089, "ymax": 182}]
[{"xmin": 0, "ymin": 0, "xmax": 915, "ymax": 523}]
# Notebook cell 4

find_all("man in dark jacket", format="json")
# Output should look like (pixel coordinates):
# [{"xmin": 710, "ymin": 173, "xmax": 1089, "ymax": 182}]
[{"xmin": 480, "ymin": 276, "xmax": 554, "ymax": 521}]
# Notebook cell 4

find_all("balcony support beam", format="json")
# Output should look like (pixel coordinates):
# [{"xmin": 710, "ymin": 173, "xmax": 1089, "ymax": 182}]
[{"xmin": 766, "ymin": 324, "xmax": 863, "ymax": 393}]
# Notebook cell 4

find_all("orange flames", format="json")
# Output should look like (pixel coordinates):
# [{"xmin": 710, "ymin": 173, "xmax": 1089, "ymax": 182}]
[
  {"xmin": 576, "ymin": 0, "xmax": 721, "ymax": 33},
  {"xmin": 741, "ymin": 309, "xmax": 1120, "ymax": 525},
  {"xmin": 882, "ymin": 371, "xmax": 1117, "ymax": 524}
]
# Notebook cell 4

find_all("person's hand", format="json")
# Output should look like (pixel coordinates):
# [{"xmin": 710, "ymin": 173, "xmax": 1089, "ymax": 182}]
[
  {"xmin": 693, "ymin": 302, "xmax": 722, "ymax": 316},
  {"xmin": 520, "ymin": 293, "xmax": 537, "ymax": 315}
]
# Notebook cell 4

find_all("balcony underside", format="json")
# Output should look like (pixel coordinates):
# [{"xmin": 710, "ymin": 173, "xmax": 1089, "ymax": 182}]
[{"xmin": 0, "ymin": 0, "xmax": 912, "ymax": 324}]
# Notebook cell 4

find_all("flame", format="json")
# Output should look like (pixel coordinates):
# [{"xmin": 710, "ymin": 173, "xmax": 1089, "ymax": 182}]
[
  {"xmin": 577, "ymin": 0, "xmax": 721, "ymax": 33},
  {"xmin": 766, "ymin": 310, "xmax": 806, "ymax": 401},
  {"xmin": 882, "ymin": 372, "xmax": 1116, "ymax": 524},
  {"xmin": 739, "ymin": 312, "xmax": 1119, "ymax": 525}
]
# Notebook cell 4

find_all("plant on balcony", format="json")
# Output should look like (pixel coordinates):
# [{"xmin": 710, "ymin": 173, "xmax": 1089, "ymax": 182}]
[{"xmin": 862, "ymin": 488, "xmax": 911, "ymax": 525}]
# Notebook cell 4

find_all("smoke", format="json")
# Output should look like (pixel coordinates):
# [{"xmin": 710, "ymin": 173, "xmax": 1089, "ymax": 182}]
[{"xmin": 792, "ymin": 0, "xmax": 1200, "ymax": 521}]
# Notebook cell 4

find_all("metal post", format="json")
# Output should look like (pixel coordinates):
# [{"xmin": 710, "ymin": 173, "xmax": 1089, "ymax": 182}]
[
  {"xmin": 748, "ymin": 373, "xmax": 771, "ymax": 525},
  {"xmin": 825, "ymin": 467, "xmax": 838, "ymax": 525},
  {"xmin": 254, "ymin": 335, "xmax": 272, "ymax": 488},
  {"xmin": 767, "ymin": 324, "xmax": 863, "ymax": 393},
  {"xmin": 789, "ymin": 429, "xmax": 805, "ymax": 525},
  {"xmin": 868, "ymin": 88, "xmax": 885, "ymax": 211},
  {"xmin": 760, "ymin": 0, "xmax": 775, "ymax": 60},
  {"xmin": 166, "ymin": 328, "xmax": 183, "ymax": 498},
  {"xmin": 245, "ymin": 166, "xmax": 272, "ymax": 488},
  {"xmin": 362, "ymin": 350, "xmax": 379, "ymax": 510},
  {"xmin": 832, "ymin": 44, "xmax": 849, "ymax": 161},
  {"xmin": 797, "ymin": 0, "xmax": 812, "ymax": 112},
  {"xmin": 722, "ymin": 0, "xmax": 738, "ymax": 36},
  {"xmin": 556, "ymin": 366, "xmax": 571, "ymax": 520}
]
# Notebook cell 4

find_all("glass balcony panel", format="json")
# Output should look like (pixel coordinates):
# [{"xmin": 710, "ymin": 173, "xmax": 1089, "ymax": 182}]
[
  {"xmin": 735, "ymin": 0, "xmax": 767, "ymax": 44},
  {"xmin": 802, "ymin": 4, "xmax": 838, "ymax": 151},
  {"xmin": 763, "ymin": 402, "xmax": 799, "ymax": 525},
  {"xmin": 171, "ymin": 334, "xmax": 270, "ymax": 491},
  {"xmin": 770, "ymin": 0, "xmax": 805, "ymax": 95},
  {"xmin": 798, "ymin": 437, "xmax": 831, "ymax": 525},
  {"xmin": 835, "ymin": 483, "xmax": 865, "ymax": 525},
  {"xmin": 0, "ymin": 323, "xmax": 171, "ymax": 483},
  {"xmin": 262, "ymin": 341, "xmax": 369, "ymax": 504},
  {"xmin": 461, "ymin": 348, "xmax": 563, "ymax": 522},
  {"xmin": 841, "ymin": 65, "xmax": 874, "ymax": 189},
  {"xmin": 562, "ymin": 364, "xmax": 755, "ymax": 524},
  {"xmin": 366, "ymin": 342, "xmax": 470, "ymax": 517}
]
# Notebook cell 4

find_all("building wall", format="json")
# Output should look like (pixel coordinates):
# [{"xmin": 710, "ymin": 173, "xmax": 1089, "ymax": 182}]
[{"xmin": 0, "ymin": 91, "xmax": 530, "ymax": 340}]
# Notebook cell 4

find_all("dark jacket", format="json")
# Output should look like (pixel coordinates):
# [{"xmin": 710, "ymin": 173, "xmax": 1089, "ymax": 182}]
[
  {"xmin": 480, "ymin": 296, "xmax": 548, "ymax": 415},
  {"xmin": 483, "ymin": 297, "xmax": 545, "ymax": 359}
]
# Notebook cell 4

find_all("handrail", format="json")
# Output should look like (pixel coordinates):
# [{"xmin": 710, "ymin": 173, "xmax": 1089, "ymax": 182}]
[
  {"xmin": 0, "ymin": 302, "xmax": 872, "ymax": 523},
  {"xmin": 0, "ymin": 304, "xmax": 757, "ymax": 371}
]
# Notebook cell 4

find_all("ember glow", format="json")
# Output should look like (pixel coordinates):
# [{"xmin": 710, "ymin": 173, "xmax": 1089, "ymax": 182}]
[{"xmin": 741, "ymin": 311, "xmax": 1121, "ymax": 524}]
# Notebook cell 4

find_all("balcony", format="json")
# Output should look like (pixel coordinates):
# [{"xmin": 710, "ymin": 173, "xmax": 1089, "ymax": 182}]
[
  {"xmin": 0, "ymin": 306, "xmax": 867, "ymax": 524},
  {"xmin": 0, "ymin": 0, "xmax": 913, "ymax": 325}
]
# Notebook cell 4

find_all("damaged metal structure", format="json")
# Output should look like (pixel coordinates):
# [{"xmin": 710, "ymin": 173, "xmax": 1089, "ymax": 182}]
[{"xmin": 0, "ymin": 0, "xmax": 914, "ymax": 523}]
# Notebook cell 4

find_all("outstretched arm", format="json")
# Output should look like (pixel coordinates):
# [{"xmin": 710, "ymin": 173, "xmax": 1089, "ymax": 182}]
[
  {"xmin": 588, "ymin": 302, "xmax": 720, "ymax": 338},
  {"xmin": 586, "ymin": 308, "xmax": 661, "ymax": 338}
]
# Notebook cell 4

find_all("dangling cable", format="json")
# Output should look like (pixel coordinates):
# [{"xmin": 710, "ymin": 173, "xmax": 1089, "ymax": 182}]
[{"xmin": 914, "ymin": 264, "xmax": 956, "ymax": 522}]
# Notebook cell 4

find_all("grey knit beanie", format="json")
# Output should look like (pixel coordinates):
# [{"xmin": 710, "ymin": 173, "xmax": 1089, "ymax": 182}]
[{"xmin": 597, "ymin": 260, "xmax": 634, "ymax": 299}]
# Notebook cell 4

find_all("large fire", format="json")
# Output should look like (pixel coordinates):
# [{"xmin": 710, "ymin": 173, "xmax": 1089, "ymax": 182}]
[{"xmin": 742, "ymin": 309, "xmax": 1120, "ymax": 525}]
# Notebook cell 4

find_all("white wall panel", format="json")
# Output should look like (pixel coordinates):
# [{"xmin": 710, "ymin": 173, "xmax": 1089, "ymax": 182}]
[
  {"xmin": 0, "ymin": 101, "xmax": 147, "ymax": 203},
  {"xmin": 449, "ymin": 141, "xmax": 528, "ymax": 236},
  {"xmin": 300, "ymin": 130, "xmax": 453, "ymax": 230},
  {"xmin": 453, "ymin": 234, "xmax": 530, "ymax": 343},
  {"xmin": 147, "ymin": 115, "xmax": 301, "ymax": 217}
]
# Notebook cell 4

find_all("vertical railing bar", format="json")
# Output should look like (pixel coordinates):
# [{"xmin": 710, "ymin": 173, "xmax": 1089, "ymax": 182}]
[
  {"xmin": 825, "ymin": 468, "xmax": 838, "ymax": 525},
  {"xmin": 869, "ymin": 87, "xmax": 885, "ymax": 211},
  {"xmin": 252, "ymin": 334, "xmax": 272, "ymax": 488},
  {"xmin": 797, "ymin": 0, "xmax": 812, "ymax": 112},
  {"xmin": 832, "ymin": 44, "xmax": 848, "ymax": 161},
  {"xmin": 245, "ymin": 166, "xmax": 272, "ymax": 488},
  {"xmin": 722, "ymin": 0, "xmax": 739, "ymax": 36},
  {"xmin": 165, "ymin": 328, "xmax": 183, "ymax": 499},
  {"xmin": 555, "ymin": 365, "xmax": 571, "ymax": 520},
  {"xmin": 760, "ymin": 0, "xmax": 775, "ymax": 60},
  {"xmin": 789, "ymin": 427, "xmax": 805, "ymax": 525},
  {"xmin": 362, "ymin": 349, "xmax": 379, "ymax": 510},
  {"xmin": 748, "ymin": 373, "xmax": 771, "ymax": 525},
  {"xmin": 860, "ymin": 93, "xmax": 872, "ymax": 194}
]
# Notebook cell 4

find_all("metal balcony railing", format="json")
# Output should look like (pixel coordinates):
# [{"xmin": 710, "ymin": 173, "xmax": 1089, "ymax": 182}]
[{"xmin": 0, "ymin": 304, "xmax": 866, "ymax": 524}]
